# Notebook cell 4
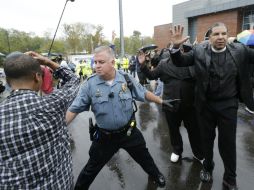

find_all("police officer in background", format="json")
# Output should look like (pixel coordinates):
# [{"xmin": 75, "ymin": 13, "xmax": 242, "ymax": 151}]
[{"xmin": 66, "ymin": 46, "xmax": 175, "ymax": 189}]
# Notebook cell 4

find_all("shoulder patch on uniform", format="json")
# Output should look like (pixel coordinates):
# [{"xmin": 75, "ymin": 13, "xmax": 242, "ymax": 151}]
[
  {"xmin": 118, "ymin": 70, "xmax": 125, "ymax": 75},
  {"xmin": 118, "ymin": 70, "xmax": 131, "ymax": 78},
  {"xmin": 87, "ymin": 73, "xmax": 97, "ymax": 81}
]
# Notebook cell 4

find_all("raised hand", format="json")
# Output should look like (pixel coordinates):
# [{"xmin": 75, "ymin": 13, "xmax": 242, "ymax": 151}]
[
  {"xmin": 169, "ymin": 25, "xmax": 190, "ymax": 49},
  {"xmin": 25, "ymin": 51, "xmax": 50, "ymax": 66},
  {"xmin": 25, "ymin": 51, "xmax": 59, "ymax": 70}
]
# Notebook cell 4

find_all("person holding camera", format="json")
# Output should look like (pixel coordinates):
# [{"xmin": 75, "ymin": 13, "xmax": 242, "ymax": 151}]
[{"xmin": 138, "ymin": 46, "xmax": 204, "ymax": 164}]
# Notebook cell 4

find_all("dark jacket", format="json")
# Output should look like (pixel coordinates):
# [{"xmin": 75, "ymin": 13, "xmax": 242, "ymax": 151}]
[
  {"xmin": 0, "ymin": 81, "xmax": 5, "ymax": 93},
  {"xmin": 170, "ymin": 42, "xmax": 254, "ymax": 112},
  {"xmin": 140, "ymin": 57, "xmax": 196, "ymax": 111}
]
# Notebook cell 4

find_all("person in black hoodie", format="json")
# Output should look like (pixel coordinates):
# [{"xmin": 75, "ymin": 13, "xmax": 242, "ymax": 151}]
[{"xmin": 138, "ymin": 45, "xmax": 204, "ymax": 164}]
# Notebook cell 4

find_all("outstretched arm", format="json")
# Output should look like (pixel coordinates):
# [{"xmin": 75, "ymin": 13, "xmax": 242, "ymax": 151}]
[
  {"xmin": 145, "ymin": 91, "xmax": 163, "ymax": 104},
  {"xmin": 66, "ymin": 111, "xmax": 78, "ymax": 125},
  {"xmin": 145, "ymin": 91, "xmax": 181, "ymax": 109},
  {"xmin": 25, "ymin": 51, "xmax": 60, "ymax": 71}
]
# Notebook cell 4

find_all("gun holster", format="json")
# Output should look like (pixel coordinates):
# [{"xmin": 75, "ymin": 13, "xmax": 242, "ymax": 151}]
[{"xmin": 89, "ymin": 118, "xmax": 97, "ymax": 141}]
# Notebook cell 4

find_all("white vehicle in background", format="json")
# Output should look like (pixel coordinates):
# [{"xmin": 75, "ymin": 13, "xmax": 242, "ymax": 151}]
[{"xmin": 68, "ymin": 54, "xmax": 94, "ymax": 65}]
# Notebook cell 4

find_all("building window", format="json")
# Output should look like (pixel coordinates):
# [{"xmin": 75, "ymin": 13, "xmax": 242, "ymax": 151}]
[{"xmin": 243, "ymin": 10, "xmax": 254, "ymax": 30}]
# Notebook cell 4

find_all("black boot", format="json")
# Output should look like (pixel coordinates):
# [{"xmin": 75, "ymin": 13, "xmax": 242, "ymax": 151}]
[
  {"xmin": 223, "ymin": 180, "xmax": 238, "ymax": 190},
  {"xmin": 200, "ymin": 169, "xmax": 213, "ymax": 183},
  {"xmin": 150, "ymin": 173, "xmax": 166, "ymax": 187}
]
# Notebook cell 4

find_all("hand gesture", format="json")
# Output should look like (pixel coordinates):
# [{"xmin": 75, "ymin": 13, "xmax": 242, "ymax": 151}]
[
  {"xmin": 25, "ymin": 51, "xmax": 51, "ymax": 66},
  {"xmin": 169, "ymin": 25, "xmax": 190, "ymax": 49},
  {"xmin": 227, "ymin": 37, "xmax": 236, "ymax": 44},
  {"xmin": 137, "ymin": 51, "xmax": 146, "ymax": 65},
  {"xmin": 25, "ymin": 51, "xmax": 59, "ymax": 70}
]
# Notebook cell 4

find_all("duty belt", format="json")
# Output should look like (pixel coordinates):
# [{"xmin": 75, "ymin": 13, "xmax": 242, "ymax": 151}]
[
  {"xmin": 98, "ymin": 124, "xmax": 130, "ymax": 135},
  {"xmin": 98, "ymin": 119, "xmax": 136, "ymax": 136}
]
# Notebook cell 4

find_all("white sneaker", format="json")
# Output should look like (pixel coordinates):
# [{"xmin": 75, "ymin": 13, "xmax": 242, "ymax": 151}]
[
  {"xmin": 193, "ymin": 155, "xmax": 204, "ymax": 164},
  {"xmin": 170, "ymin": 153, "xmax": 180, "ymax": 163}
]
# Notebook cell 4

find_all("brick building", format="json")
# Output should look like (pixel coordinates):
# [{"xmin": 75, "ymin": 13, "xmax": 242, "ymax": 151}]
[
  {"xmin": 154, "ymin": 0, "xmax": 254, "ymax": 49},
  {"xmin": 153, "ymin": 24, "xmax": 172, "ymax": 50}
]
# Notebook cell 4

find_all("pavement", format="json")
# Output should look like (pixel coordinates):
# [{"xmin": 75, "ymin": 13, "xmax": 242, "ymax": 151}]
[
  {"xmin": 1, "ymin": 80, "xmax": 253, "ymax": 190},
  {"xmin": 69, "ymin": 101, "xmax": 254, "ymax": 190}
]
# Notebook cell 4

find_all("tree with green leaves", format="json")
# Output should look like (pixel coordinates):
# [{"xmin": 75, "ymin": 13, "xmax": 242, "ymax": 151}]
[{"xmin": 0, "ymin": 26, "xmax": 154, "ymax": 60}]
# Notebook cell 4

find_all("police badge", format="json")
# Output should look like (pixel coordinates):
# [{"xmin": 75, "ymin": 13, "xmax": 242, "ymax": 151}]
[
  {"xmin": 122, "ymin": 83, "xmax": 127, "ymax": 92},
  {"xmin": 95, "ymin": 89, "xmax": 101, "ymax": 97}
]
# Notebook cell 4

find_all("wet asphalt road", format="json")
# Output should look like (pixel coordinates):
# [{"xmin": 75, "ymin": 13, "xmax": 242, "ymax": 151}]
[
  {"xmin": 1, "ymin": 79, "xmax": 253, "ymax": 190},
  {"xmin": 69, "ymin": 101, "xmax": 254, "ymax": 190}
]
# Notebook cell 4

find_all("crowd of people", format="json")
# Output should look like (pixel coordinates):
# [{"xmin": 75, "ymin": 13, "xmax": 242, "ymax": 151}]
[{"xmin": 0, "ymin": 22, "xmax": 254, "ymax": 190}]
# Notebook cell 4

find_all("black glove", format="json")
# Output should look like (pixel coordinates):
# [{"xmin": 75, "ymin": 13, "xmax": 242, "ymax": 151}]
[{"xmin": 162, "ymin": 99, "xmax": 181, "ymax": 112}]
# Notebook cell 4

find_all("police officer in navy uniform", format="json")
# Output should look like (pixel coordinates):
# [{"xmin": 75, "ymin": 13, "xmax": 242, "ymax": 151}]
[{"xmin": 66, "ymin": 46, "xmax": 175, "ymax": 189}]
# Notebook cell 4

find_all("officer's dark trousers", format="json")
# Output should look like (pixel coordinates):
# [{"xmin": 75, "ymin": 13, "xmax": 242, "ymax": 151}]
[
  {"xmin": 164, "ymin": 105, "xmax": 203, "ymax": 159},
  {"xmin": 198, "ymin": 100, "xmax": 238, "ymax": 185},
  {"xmin": 74, "ymin": 127, "xmax": 161, "ymax": 190}
]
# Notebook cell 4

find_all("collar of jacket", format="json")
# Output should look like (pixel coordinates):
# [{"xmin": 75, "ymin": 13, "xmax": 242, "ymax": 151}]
[
  {"xmin": 95, "ymin": 71, "xmax": 126, "ymax": 86},
  {"xmin": 202, "ymin": 43, "xmax": 239, "ymax": 69}
]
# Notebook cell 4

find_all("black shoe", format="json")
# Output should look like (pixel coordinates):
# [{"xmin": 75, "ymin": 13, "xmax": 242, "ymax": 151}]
[
  {"xmin": 223, "ymin": 180, "xmax": 238, "ymax": 190},
  {"xmin": 150, "ymin": 173, "xmax": 166, "ymax": 187},
  {"xmin": 200, "ymin": 169, "xmax": 213, "ymax": 183}
]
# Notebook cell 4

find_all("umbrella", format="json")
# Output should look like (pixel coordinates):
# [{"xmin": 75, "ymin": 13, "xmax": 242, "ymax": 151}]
[{"xmin": 237, "ymin": 30, "xmax": 254, "ymax": 45}]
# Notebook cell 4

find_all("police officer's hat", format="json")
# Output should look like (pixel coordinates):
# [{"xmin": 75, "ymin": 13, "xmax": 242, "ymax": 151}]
[{"xmin": 138, "ymin": 44, "xmax": 158, "ymax": 53}]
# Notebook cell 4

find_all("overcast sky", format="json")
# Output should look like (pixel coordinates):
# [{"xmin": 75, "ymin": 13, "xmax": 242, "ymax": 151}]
[{"xmin": 0, "ymin": 0, "xmax": 188, "ymax": 40}]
